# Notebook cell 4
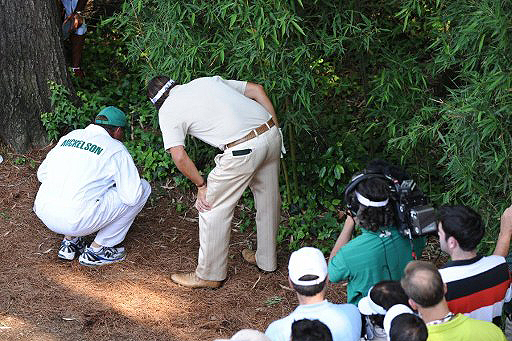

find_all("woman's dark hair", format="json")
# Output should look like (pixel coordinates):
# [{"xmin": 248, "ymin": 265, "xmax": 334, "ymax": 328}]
[
  {"xmin": 355, "ymin": 178, "xmax": 392, "ymax": 232},
  {"xmin": 146, "ymin": 75, "xmax": 177, "ymax": 110},
  {"xmin": 291, "ymin": 319, "xmax": 333, "ymax": 341},
  {"xmin": 368, "ymin": 280, "xmax": 410, "ymax": 328},
  {"xmin": 371, "ymin": 280, "xmax": 410, "ymax": 310}
]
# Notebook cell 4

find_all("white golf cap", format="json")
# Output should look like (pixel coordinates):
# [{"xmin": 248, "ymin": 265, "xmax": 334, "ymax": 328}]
[
  {"xmin": 358, "ymin": 286, "xmax": 387, "ymax": 316},
  {"xmin": 288, "ymin": 247, "xmax": 328, "ymax": 286},
  {"xmin": 214, "ymin": 329, "xmax": 271, "ymax": 341},
  {"xmin": 383, "ymin": 304, "xmax": 414, "ymax": 340}
]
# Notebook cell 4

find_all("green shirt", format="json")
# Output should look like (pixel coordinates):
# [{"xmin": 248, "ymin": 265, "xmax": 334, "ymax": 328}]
[
  {"xmin": 427, "ymin": 314, "xmax": 506, "ymax": 341},
  {"xmin": 328, "ymin": 227, "xmax": 425, "ymax": 304}
]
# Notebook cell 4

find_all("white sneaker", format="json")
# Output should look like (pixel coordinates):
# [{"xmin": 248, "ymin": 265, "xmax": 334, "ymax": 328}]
[
  {"xmin": 58, "ymin": 237, "xmax": 86, "ymax": 260},
  {"xmin": 78, "ymin": 246, "xmax": 126, "ymax": 266}
]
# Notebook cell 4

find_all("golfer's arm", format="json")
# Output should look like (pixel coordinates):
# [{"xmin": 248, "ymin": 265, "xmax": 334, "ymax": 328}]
[
  {"xmin": 168, "ymin": 146, "xmax": 205, "ymax": 187},
  {"xmin": 244, "ymin": 82, "xmax": 278, "ymax": 127}
]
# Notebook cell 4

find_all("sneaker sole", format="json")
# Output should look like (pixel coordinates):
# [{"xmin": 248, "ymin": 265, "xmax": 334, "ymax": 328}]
[
  {"xmin": 78, "ymin": 256, "xmax": 126, "ymax": 267},
  {"xmin": 58, "ymin": 252, "xmax": 76, "ymax": 261}
]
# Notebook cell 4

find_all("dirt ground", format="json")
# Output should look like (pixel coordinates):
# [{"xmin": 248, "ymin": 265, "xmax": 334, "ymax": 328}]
[{"xmin": 0, "ymin": 146, "xmax": 356, "ymax": 341}]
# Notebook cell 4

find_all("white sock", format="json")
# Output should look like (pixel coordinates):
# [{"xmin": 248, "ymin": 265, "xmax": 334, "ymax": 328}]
[
  {"xmin": 65, "ymin": 237, "xmax": 79, "ymax": 243},
  {"xmin": 91, "ymin": 246, "xmax": 102, "ymax": 252}
]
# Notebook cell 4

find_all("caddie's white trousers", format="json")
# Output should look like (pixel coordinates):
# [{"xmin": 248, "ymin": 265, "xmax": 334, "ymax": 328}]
[
  {"xmin": 196, "ymin": 126, "xmax": 281, "ymax": 281},
  {"xmin": 35, "ymin": 179, "xmax": 151, "ymax": 247}
]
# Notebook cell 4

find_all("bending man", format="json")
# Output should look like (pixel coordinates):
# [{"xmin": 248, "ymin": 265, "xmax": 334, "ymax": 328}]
[{"xmin": 147, "ymin": 75, "xmax": 282, "ymax": 288}]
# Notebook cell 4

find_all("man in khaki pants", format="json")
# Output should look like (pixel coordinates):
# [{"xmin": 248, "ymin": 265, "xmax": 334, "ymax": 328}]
[{"xmin": 147, "ymin": 75, "xmax": 283, "ymax": 288}]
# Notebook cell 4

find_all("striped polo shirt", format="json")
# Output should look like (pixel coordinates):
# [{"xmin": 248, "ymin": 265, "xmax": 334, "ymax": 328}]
[{"xmin": 439, "ymin": 255, "xmax": 512, "ymax": 325}]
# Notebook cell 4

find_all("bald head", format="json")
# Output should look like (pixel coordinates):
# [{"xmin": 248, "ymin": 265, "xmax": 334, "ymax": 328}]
[{"xmin": 401, "ymin": 261, "xmax": 445, "ymax": 308}]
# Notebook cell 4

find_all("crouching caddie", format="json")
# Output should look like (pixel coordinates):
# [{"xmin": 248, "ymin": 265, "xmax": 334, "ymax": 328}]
[{"xmin": 33, "ymin": 106, "xmax": 151, "ymax": 266}]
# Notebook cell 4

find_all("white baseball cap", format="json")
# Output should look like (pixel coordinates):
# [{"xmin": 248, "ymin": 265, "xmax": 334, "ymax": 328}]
[
  {"xmin": 358, "ymin": 286, "xmax": 387, "ymax": 316},
  {"xmin": 214, "ymin": 329, "xmax": 271, "ymax": 341},
  {"xmin": 288, "ymin": 247, "xmax": 328, "ymax": 286},
  {"xmin": 383, "ymin": 304, "xmax": 414, "ymax": 340}
]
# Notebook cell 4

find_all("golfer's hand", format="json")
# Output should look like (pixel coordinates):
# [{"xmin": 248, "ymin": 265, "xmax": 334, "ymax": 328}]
[{"xmin": 195, "ymin": 186, "xmax": 211, "ymax": 212}]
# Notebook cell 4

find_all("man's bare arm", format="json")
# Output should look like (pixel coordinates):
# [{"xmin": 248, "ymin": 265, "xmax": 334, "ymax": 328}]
[
  {"xmin": 329, "ymin": 216, "xmax": 355, "ymax": 262},
  {"xmin": 494, "ymin": 205, "xmax": 512, "ymax": 257},
  {"xmin": 244, "ymin": 82, "xmax": 278, "ymax": 127}
]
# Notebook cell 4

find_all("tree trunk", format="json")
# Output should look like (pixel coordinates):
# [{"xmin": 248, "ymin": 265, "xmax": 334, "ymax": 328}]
[{"xmin": 0, "ymin": 0, "xmax": 72, "ymax": 152}]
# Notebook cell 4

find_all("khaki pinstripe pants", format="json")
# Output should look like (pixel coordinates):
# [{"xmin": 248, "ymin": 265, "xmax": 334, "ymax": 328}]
[{"xmin": 196, "ymin": 126, "xmax": 281, "ymax": 281}]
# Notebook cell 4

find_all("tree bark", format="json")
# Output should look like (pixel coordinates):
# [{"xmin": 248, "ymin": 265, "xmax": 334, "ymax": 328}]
[{"xmin": 0, "ymin": 0, "xmax": 71, "ymax": 152}]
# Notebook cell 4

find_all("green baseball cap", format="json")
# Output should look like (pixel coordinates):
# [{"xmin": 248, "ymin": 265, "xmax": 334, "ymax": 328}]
[{"xmin": 95, "ymin": 106, "xmax": 127, "ymax": 127}]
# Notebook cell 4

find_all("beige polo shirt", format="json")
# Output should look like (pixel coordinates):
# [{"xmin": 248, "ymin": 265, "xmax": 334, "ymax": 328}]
[{"xmin": 158, "ymin": 76, "xmax": 271, "ymax": 150}]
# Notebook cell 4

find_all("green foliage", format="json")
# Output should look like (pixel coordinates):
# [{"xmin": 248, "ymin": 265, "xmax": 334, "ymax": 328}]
[
  {"xmin": 278, "ymin": 210, "xmax": 343, "ymax": 253},
  {"xmin": 41, "ymin": 82, "xmax": 93, "ymax": 141},
  {"xmin": 13, "ymin": 156, "xmax": 27, "ymax": 165},
  {"xmin": 385, "ymin": 0, "xmax": 512, "ymax": 251},
  {"xmin": 265, "ymin": 296, "xmax": 284, "ymax": 306},
  {"xmin": 0, "ymin": 211, "xmax": 10, "ymax": 221}
]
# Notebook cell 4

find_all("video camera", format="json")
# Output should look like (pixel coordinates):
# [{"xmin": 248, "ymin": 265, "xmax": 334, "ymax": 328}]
[{"xmin": 344, "ymin": 165, "xmax": 437, "ymax": 238}]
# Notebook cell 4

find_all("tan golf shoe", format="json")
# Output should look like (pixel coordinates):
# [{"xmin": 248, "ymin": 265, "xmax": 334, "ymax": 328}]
[
  {"xmin": 241, "ymin": 248, "xmax": 257, "ymax": 265},
  {"xmin": 170, "ymin": 272, "xmax": 222, "ymax": 289}
]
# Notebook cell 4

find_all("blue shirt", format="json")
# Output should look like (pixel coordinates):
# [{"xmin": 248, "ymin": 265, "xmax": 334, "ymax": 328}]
[{"xmin": 265, "ymin": 300, "xmax": 361, "ymax": 341}]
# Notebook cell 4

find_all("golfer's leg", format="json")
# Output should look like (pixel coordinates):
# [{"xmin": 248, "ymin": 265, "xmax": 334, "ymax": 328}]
[
  {"xmin": 249, "ymin": 129, "xmax": 281, "ymax": 271},
  {"xmin": 196, "ymin": 153, "xmax": 254, "ymax": 281},
  {"xmin": 94, "ymin": 179, "xmax": 151, "ymax": 247}
]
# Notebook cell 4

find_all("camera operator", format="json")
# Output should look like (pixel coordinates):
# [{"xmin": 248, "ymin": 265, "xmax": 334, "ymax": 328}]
[{"xmin": 328, "ymin": 174, "xmax": 425, "ymax": 305}]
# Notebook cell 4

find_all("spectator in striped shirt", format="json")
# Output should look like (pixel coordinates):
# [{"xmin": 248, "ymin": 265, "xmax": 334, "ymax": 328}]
[
  {"xmin": 401, "ymin": 261, "xmax": 507, "ymax": 341},
  {"xmin": 437, "ymin": 205, "xmax": 512, "ymax": 325}
]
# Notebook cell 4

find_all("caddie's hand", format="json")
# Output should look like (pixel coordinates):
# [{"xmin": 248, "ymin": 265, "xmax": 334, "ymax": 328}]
[
  {"xmin": 195, "ymin": 186, "xmax": 211, "ymax": 212},
  {"xmin": 500, "ymin": 205, "xmax": 512, "ymax": 235}
]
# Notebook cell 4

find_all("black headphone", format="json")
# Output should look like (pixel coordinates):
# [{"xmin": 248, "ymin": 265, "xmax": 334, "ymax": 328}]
[{"xmin": 343, "ymin": 171, "xmax": 394, "ymax": 217}]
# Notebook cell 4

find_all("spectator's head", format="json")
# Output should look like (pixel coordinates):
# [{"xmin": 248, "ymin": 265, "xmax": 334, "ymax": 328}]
[
  {"xmin": 94, "ymin": 106, "xmax": 126, "ymax": 141},
  {"xmin": 358, "ymin": 281, "xmax": 410, "ymax": 327},
  {"xmin": 146, "ymin": 76, "xmax": 177, "ymax": 110},
  {"xmin": 291, "ymin": 319, "xmax": 333, "ymax": 341},
  {"xmin": 437, "ymin": 205, "xmax": 484, "ymax": 253},
  {"xmin": 384, "ymin": 305, "xmax": 427, "ymax": 341},
  {"xmin": 214, "ymin": 329, "xmax": 271, "ymax": 341},
  {"xmin": 401, "ymin": 261, "xmax": 445, "ymax": 309},
  {"xmin": 351, "ymin": 177, "xmax": 392, "ymax": 232},
  {"xmin": 288, "ymin": 247, "xmax": 328, "ymax": 297}
]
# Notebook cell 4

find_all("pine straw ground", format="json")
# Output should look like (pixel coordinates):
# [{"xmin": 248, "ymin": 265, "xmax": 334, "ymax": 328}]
[
  {"xmin": 0, "ymin": 145, "xmax": 443, "ymax": 341},
  {"xmin": 0, "ymin": 145, "xmax": 361, "ymax": 341}
]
